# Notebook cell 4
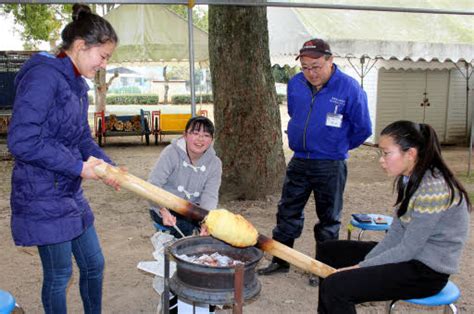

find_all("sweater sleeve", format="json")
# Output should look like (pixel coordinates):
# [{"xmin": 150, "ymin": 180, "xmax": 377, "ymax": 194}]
[
  {"xmin": 360, "ymin": 180, "xmax": 451, "ymax": 268},
  {"xmin": 347, "ymin": 87, "xmax": 372, "ymax": 150},
  {"xmin": 198, "ymin": 157, "xmax": 222, "ymax": 210},
  {"xmin": 7, "ymin": 67, "xmax": 83, "ymax": 178},
  {"xmin": 362, "ymin": 216, "xmax": 403, "ymax": 261}
]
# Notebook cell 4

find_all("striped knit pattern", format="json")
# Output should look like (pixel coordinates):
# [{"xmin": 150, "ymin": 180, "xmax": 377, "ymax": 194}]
[{"xmin": 401, "ymin": 171, "xmax": 457, "ymax": 223}]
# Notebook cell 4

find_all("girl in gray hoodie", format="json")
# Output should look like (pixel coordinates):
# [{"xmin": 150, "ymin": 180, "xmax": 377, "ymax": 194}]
[{"xmin": 148, "ymin": 116, "xmax": 222, "ymax": 237}]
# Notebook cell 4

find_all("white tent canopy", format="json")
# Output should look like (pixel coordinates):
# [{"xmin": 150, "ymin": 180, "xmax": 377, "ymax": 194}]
[
  {"xmin": 104, "ymin": 4, "xmax": 209, "ymax": 64},
  {"xmin": 268, "ymin": 6, "xmax": 474, "ymax": 66}
]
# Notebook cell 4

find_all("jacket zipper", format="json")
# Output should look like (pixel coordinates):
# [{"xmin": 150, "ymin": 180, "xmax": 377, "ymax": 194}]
[{"xmin": 303, "ymin": 87, "xmax": 316, "ymax": 158}]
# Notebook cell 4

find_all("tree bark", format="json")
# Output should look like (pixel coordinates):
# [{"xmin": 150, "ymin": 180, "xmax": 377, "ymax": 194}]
[
  {"xmin": 94, "ymin": 69, "xmax": 118, "ymax": 113},
  {"xmin": 163, "ymin": 65, "xmax": 169, "ymax": 104},
  {"xmin": 209, "ymin": 6, "xmax": 286, "ymax": 200}
]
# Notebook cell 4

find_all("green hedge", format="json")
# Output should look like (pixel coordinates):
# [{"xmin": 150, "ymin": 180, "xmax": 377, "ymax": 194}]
[
  {"xmin": 172, "ymin": 94, "xmax": 213, "ymax": 104},
  {"xmin": 108, "ymin": 86, "xmax": 142, "ymax": 94},
  {"xmin": 170, "ymin": 93, "xmax": 285, "ymax": 104},
  {"xmin": 106, "ymin": 94, "xmax": 159, "ymax": 105}
]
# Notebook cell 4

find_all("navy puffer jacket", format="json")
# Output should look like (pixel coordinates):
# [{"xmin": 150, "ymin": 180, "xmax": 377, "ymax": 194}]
[{"xmin": 7, "ymin": 52, "xmax": 112, "ymax": 246}]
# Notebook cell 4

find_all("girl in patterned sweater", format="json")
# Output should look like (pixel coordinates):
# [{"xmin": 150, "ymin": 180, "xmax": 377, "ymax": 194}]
[{"xmin": 316, "ymin": 120, "xmax": 471, "ymax": 314}]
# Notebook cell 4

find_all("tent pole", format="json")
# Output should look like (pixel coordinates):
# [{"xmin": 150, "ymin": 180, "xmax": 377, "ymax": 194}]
[
  {"xmin": 451, "ymin": 61, "xmax": 473, "ymax": 176},
  {"xmin": 467, "ymin": 62, "xmax": 473, "ymax": 176},
  {"xmin": 188, "ymin": 4, "xmax": 197, "ymax": 117}
]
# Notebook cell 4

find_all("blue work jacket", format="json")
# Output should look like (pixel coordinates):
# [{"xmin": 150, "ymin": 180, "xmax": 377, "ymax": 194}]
[{"xmin": 286, "ymin": 65, "xmax": 372, "ymax": 160}]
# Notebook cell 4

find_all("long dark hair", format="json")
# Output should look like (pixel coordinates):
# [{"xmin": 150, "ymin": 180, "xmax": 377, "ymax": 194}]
[
  {"xmin": 59, "ymin": 4, "xmax": 118, "ymax": 51},
  {"xmin": 381, "ymin": 120, "xmax": 471, "ymax": 217}
]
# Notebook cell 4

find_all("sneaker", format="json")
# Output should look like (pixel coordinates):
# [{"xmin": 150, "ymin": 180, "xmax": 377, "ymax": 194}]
[{"xmin": 257, "ymin": 262, "xmax": 290, "ymax": 275}]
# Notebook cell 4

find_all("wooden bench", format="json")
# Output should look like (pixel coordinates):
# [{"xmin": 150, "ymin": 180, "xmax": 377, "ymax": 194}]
[{"xmin": 151, "ymin": 110, "xmax": 208, "ymax": 144}]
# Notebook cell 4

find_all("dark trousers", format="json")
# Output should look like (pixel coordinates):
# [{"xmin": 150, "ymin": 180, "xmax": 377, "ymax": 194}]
[
  {"xmin": 150, "ymin": 209, "xmax": 197, "ymax": 238},
  {"xmin": 316, "ymin": 240, "xmax": 449, "ymax": 314},
  {"xmin": 272, "ymin": 158, "xmax": 347, "ymax": 262}
]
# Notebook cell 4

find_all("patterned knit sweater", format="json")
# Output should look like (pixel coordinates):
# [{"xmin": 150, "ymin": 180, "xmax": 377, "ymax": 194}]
[{"xmin": 359, "ymin": 169, "xmax": 470, "ymax": 274}]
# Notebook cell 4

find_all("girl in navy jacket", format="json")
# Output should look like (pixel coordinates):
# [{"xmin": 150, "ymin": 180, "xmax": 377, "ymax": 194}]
[{"xmin": 8, "ymin": 4, "xmax": 119, "ymax": 313}]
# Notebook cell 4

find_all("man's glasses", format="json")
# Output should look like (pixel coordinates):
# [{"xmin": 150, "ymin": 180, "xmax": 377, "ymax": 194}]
[{"xmin": 301, "ymin": 65, "xmax": 324, "ymax": 73}]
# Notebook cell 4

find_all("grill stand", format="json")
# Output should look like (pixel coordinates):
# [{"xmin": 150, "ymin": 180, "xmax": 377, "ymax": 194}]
[{"xmin": 162, "ymin": 246, "xmax": 245, "ymax": 314}]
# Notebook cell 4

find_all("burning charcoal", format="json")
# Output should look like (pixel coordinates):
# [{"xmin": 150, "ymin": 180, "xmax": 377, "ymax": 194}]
[
  {"xmin": 210, "ymin": 252, "xmax": 233, "ymax": 266},
  {"xmin": 197, "ymin": 254, "xmax": 218, "ymax": 266},
  {"xmin": 176, "ymin": 252, "xmax": 245, "ymax": 267}
]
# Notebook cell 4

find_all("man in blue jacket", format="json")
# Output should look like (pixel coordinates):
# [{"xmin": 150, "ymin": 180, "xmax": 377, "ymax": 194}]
[{"xmin": 258, "ymin": 38, "xmax": 372, "ymax": 284}]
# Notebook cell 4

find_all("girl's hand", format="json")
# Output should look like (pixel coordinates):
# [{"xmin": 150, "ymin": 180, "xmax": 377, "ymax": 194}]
[
  {"xmin": 81, "ymin": 157, "xmax": 103, "ymax": 180},
  {"xmin": 335, "ymin": 265, "xmax": 360, "ymax": 273},
  {"xmin": 81, "ymin": 157, "xmax": 125, "ymax": 191},
  {"xmin": 199, "ymin": 224, "xmax": 209, "ymax": 236},
  {"xmin": 159, "ymin": 208, "xmax": 176, "ymax": 226},
  {"xmin": 102, "ymin": 166, "xmax": 127, "ymax": 191}
]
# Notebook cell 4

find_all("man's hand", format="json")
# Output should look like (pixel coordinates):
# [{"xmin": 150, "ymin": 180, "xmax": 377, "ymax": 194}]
[{"xmin": 159, "ymin": 207, "xmax": 176, "ymax": 226}]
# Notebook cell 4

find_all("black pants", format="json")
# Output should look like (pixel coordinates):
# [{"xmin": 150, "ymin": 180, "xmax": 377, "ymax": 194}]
[
  {"xmin": 149, "ymin": 209, "xmax": 198, "ymax": 238},
  {"xmin": 316, "ymin": 240, "xmax": 449, "ymax": 314},
  {"xmin": 272, "ymin": 158, "xmax": 347, "ymax": 248}
]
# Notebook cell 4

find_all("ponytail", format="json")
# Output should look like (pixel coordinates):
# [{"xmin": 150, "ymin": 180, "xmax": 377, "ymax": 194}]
[{"xmin": 381, "ymin": 121, "xmax": 471, "ymax": 217}]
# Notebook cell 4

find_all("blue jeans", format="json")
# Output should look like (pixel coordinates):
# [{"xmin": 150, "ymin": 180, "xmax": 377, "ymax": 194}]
[
  {"xmin": 273, "ymin": 158, "xmax": 347, "ymax": 248},
  {"xmin": 37, "ymin": 225, "xmax": 104, "ymax": 314}
]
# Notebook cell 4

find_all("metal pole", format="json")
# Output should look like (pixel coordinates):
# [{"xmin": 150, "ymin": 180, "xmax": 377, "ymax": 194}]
[
  {"xmin": 467, "ymin": 62, "xmax": 472, "ymax": 176},
  {"xmin": 233, "ymin": 263, "xmax": 244, "ymax": 314},
  {"xmin": 6, "ymin": 0, "xmax": 474, "ymax": 16},
  {"xmin": 163, "ymin": 247, "xmax": 170, "ymax": 314},
  {"xmin": 188, "ymin": 2, "xmax": 196, "ymax": 117}
]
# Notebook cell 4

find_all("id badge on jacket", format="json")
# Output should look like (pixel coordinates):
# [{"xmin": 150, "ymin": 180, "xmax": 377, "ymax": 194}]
[
  {"xmin": 326, "ymin": 104, "xmax": 343, "ymax": 128},
  {"xmin": 326, "ymin": 113, "xmax": 343, "ymax": 128}
]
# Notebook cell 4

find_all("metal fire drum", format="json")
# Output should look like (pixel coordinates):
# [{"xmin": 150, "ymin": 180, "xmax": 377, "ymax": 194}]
[{"xmin": 162, "ymin": 236, "xmax": 263, "ymax": 313}]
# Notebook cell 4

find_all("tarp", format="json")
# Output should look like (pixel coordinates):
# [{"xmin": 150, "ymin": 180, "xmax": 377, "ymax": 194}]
[
  {"xmin": 268, "ymin": 6, "xmax": 474, "ymax": 66},
  {"xmin": 104, "ymin": 5, "xmax": 209, "ymax": 64}
]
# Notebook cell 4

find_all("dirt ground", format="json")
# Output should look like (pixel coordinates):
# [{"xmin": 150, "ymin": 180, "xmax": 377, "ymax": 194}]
[{"xmin": 0, "ymin": 106, "xmax": 473, "ymax": 313}]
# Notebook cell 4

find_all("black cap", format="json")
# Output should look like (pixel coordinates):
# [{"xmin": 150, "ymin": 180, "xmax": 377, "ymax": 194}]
[{"xmin": 296, "ymin": 38, "xmax": 332, "ymax": 60}]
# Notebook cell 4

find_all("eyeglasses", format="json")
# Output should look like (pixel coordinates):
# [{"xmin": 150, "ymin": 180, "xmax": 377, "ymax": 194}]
[
  {"xmin": 376, "ymin": 149, "xmax": 394, "ymax": 159},
  {"xmin": 301, "ymin": 65, "xmax": 324, "ymax": 73}
]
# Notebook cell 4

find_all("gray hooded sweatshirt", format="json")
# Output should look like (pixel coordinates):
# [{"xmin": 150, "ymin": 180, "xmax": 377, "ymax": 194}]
[{"xmin": 148, "ymin": 137, "xmax": 222, "ymax": 212}]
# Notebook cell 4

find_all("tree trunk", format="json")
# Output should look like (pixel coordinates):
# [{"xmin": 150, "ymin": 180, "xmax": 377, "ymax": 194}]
[
  {"xmin": 163, "ymin": 65, "xmax": 169, "ymax": 104},
  {"xmin": 94, "ymin": 69, "xmax": 107, "ymax": 113},
  {"xmin": 209, "ymin": 6, "xmax": 286, "ymax": 200}
]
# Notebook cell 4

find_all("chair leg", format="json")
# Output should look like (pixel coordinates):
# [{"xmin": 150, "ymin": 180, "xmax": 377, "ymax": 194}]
[
  {"xmin": 357, "ymin": 230, "xmax": 365, "ymax": 241},
  {"xmin": 386, "ymin": 300, "xmax": 397, "ymax": 314},
  {"xmin": 445, "ymin": 303, "xmax": 458, "ymax": 314}
]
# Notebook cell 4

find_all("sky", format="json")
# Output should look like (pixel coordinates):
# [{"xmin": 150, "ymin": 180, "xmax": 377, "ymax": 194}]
[{"xmin": 1, "ymin": 14, "xmax": 49, "ymax": 51}]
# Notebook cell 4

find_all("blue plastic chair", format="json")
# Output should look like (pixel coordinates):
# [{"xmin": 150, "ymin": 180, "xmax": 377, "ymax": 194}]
[
  {"xmin": 387, "ymin": 281, "xmax": 460, "ymax": 313},
  {"xmin": 348, "ymin": 214, "xmax": 393, "ymax": 240},
  {"xmin": 153, "ymin": 222, "xmax": 172, "ymax": 233},
  {"xmin": 0, "ymin": 290, "xmax": 15, "ymax": 314}
]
